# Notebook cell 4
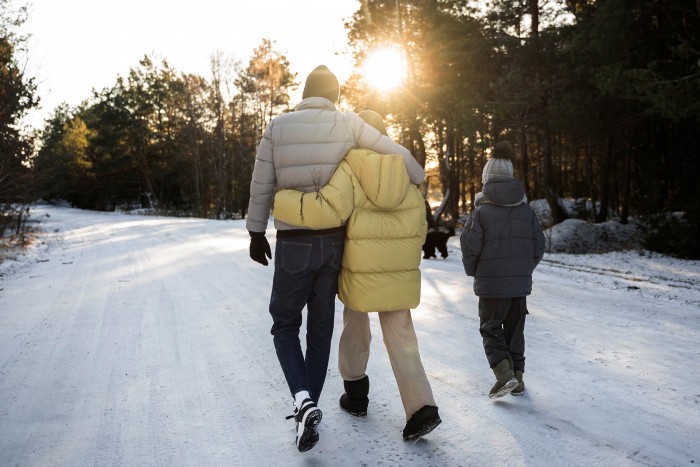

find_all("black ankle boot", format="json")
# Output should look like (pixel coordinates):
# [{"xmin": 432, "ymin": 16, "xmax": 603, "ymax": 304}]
[
  {"xmin": 339, "ymin": 375, "xmax": 369, "ymax": 416},
  {"xmin": 403, "ymin": 405, "xmax": 441, "ymax": 440}
]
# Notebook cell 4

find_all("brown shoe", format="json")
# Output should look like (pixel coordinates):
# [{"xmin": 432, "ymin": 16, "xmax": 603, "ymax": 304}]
[
  {"xmin": 511, "ymin": 370, "xmax": 525, "ymax": 396},
  {"xmin": 489, "ymin": 359, "xmax": 518, "ymax": 399}
]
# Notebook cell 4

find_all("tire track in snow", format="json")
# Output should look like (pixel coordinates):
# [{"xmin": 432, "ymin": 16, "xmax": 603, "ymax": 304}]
[
  {"xmin": 89, "ymin": 229, "xmax": 152, "ymax": 467},
  {"xmin": 138, "ymin": 225, "xmax": 282, "ymax": 463},
  {"xmin": 540, "ymin": 257, "xmax": 700, "ymax": 306},
  {"xmin": 1, "ymin": 220, "xmax": 121, "ymax": 466},
  {"xmin": 73, "ymin": 216, "xmax": 283, "ymax": 464},
  {"xmin": 92, "ymin": 362, "xmax": 125, "ymax": 467}
]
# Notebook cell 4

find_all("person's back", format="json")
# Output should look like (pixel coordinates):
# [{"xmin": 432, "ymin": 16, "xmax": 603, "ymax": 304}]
[
  {"xmin": 460, "ymin": 141, "xmax": 545, "ymax": 400},
  {"xmin": 462, "ymin": 176, "xmax": 543, "ymax": 298}
]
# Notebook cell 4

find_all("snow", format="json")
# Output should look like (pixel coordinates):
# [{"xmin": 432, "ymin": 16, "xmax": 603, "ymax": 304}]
[{"xmin": 1, "ymin": 204, "xmax": 699, "ymax": 467}]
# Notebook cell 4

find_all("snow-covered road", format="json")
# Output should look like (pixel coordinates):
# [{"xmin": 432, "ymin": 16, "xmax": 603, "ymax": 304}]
[{"xmin": 1, "ymin": 206, "xmax": 698, "ymax": 466}]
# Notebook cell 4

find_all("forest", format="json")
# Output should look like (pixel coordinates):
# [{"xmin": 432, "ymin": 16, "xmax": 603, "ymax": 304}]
[{"xmin": 1, "ymin": 0, "xmax": 699, "ymax": 258}]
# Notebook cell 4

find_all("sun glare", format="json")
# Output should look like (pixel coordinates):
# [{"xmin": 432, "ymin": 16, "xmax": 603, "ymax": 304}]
[{"xmin": 362, "ymin": 47, "xmax": 405, "ymax": 92}]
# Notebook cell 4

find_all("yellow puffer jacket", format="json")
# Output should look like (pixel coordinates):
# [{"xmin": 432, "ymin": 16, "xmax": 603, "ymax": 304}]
[{"xmin": 272, "ymin": 148, "xmax": 427, "ymax": 312}]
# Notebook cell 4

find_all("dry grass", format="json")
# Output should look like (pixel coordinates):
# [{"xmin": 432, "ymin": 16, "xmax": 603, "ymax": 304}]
[{"xmin": 0, "ymin": 231, "xmax": 39, "ymax": 265}]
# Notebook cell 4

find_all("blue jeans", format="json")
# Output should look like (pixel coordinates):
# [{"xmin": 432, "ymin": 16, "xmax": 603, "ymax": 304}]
[{"xmin": 269, "ymin": 231, "xmax": 345, "ymax": 403}]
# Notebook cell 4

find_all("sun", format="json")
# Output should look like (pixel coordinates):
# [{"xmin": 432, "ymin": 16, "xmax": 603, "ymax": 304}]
[{"xmin": 362, "ymin": 47, "xmax": 405, "ymax": 92}]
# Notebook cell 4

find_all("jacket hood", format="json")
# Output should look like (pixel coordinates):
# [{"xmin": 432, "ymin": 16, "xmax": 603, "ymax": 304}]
[
  {"xmin": 345, "ymin": 148, "xmax": 411, "ymax": 210},
  {"xmin": 478, "ymin": 176, "xmax": 526, "ymax": 206}
]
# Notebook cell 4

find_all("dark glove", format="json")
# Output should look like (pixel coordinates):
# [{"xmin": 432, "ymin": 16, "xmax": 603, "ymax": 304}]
[{"xmin": 249, "ymin": 231, "xmax": 272, "ymax": 266}]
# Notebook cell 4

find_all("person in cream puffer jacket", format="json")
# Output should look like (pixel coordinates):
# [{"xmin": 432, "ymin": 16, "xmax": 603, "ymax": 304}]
[{"xmin": 273, "ymin": 111, "xmax": 441, "ymax": 441}]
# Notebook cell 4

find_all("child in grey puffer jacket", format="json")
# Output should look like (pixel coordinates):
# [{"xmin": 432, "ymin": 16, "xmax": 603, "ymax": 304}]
[{"xmin": 460, "ymin": 141, "xmax": 546, "ymax": 399}]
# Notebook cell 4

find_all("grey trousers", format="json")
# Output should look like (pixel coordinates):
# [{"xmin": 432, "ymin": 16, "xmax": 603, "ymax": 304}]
[
  {"xmin": 337, "ymin": 307, "xmax": 436, "ymax": 420},
  {"xmin": 478, "ymin": 297, "xmax": 528, "ymax": 372}
]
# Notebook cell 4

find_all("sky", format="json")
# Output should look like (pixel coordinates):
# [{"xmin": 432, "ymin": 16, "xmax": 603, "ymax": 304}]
[
  {"xmin": 0, "ymin": 204, "xmax": 698, "ymax": 465},
  {"xmin": 20, "ymin": 0, "xmax": 360, "ymax": 129}
]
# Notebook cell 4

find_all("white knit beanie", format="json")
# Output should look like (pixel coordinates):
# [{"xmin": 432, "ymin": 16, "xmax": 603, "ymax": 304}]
[
  {"xmin": 482, "ymin": 141, "xmax": 516, "ymax": 183},
  {"xmin": 482, "ymin": 157, "xmax": 514, "ymax": 183}
]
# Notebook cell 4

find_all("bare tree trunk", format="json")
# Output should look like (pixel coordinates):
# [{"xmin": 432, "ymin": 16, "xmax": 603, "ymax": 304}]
[
  {"xmin": 410, "ymin": 118, "xmax": 427, "ymax": 168},
  {"xmin": 459, "ymin": 137, "xmax": 468, "ymax": 215},
  {"xmin": 585, "ymin": 139, "xmax": 597, "ymax": 221},
  {"xmin": 620, "ymin": 131, "xmax": 633, "ymax": 224},
  {"xmin": 519, "ymin": 125, "xmax": 530, "ymax": 193},
  {"xmin": 467, "ymin": 144, "xmax": 476, "ymax": 212},
  {"xmin": 529, "ymin": 0, "xmax": 539, "ymax": 38},
  {"xmin": 435, "ymin": 122, "xmax": 452, "ymax": 224},
  {"xmin": 597, "ymin": 135, "xmax": 612, "ymax": 222},
  {"xmin": 543, "ymin": 131, "xmax": 568, "ymax": 225},
  {"xmin": 449, "ymin": 137, "xmax": 460, "ymax": 221}
]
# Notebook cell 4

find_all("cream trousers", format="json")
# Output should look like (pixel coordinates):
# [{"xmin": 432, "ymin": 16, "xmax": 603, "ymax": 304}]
[{"xmin": 337, "ymin": 307, "xmax": 436, "ymax": 420}]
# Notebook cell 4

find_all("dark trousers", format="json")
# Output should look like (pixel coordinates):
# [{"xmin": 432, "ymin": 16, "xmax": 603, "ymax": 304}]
[
  {"xmin": 478, "ymin": 297, "xmax": 528, "ymax": 372},
  {"xmin": 269, "ymin": 231, "xmax": 345, "ymax": 403}
]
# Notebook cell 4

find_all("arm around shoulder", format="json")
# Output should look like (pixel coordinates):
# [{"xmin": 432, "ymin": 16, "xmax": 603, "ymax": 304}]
[
  {"xmin": 272, "ymin": 162, "xmax": 356, "ymax": 229},
  {"xmin": 353, "ymin": 116, "xmax": 425, "ymax": 184},
  {"xmin": 376, "ymin": 136, "xmax": 425, "ymax": 184}
]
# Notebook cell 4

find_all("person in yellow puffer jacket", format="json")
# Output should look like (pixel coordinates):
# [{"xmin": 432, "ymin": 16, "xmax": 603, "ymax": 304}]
[{"xmin": 272, "ymin": 111, "xmax": 441, "ymax": 441}]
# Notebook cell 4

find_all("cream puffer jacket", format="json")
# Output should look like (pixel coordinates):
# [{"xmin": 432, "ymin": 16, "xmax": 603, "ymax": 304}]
[
  {"xmin": 272, "ymin": 149, "xmax": 427, "ymax": 312},
  {"xmin": 246, "ymin": 97, "xmax": 424, "ymax": 233}
]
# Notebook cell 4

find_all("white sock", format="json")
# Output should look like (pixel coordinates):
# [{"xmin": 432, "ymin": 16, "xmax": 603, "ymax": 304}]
[{"xmin": 294, "ymin": 390, "xmax": 311, "ymax": 410}]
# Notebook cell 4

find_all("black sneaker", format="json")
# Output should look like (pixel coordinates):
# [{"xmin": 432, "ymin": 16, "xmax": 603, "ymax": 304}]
[
  {"xmin": 402, "ymin": 405, "xmax": 441, "ymax": 441},
  {"xmin": 286, "ymin": 398, "xmax": 322, "ymax": 452}
]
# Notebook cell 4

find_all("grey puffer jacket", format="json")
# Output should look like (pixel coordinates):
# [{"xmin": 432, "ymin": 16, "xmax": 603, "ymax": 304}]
[
  {"xmin": 460, "ymin": 176, "xmax": 546, "ymax": 298},
  {"xmin": 246, "ymin": 97, "xmax": 424, "ymax": 233}
]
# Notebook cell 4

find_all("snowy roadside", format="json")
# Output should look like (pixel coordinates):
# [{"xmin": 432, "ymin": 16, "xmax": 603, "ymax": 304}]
[
  {"xmin": 0, "ymin": 211, "xmax": 61, "ymax": 282},
  {"xmin": 539, "ymin": 251, "xmax": 700, "ymax": 307}
]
